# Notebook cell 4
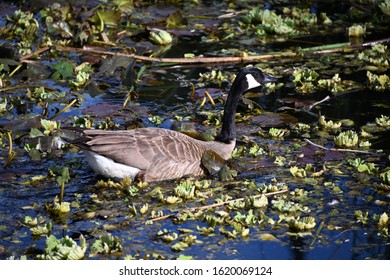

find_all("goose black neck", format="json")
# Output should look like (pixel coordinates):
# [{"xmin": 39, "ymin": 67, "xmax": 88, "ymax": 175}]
[{"xmin": 216, "ymin": 77, "xmax": 248, "ymax": 144}]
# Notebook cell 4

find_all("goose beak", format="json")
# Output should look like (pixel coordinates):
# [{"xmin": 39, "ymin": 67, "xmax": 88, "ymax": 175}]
[{"xmin": 263, "ymin": 72, "xmax": 277, "ymax": 83}]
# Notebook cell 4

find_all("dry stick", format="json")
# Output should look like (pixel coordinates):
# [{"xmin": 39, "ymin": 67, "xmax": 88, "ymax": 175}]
[
  {"xmin": 15, "ymin": 37, "xmax": 390, "ymax": 66},
  {"xmin": 204, "ymin": 90, "xmax": 216, "ymax": 107},
  {"xmin": 0, "ymin": 84, "xmax": 56, "ymax": 92},
  {"xmin": 53, "ymin": 45, "xmax": 296, "ymax": 64},
  {"xmin": 51, "ymin": 38, "xmax": 390, "ymax": 65},
  {"xmin": 146, "ymin": 189, "xmax": 288, "ymax": 224},
  {"xmin": 19, "ymin": 46, "xmax": 50, "ymax": 61},
  {"xmin": 303, "ymin": 138, "xmax": 379, "ymax": 155},
  {"xmin": 48, "ymin": 98, "xmax": 78, "ymax": 120},
  {"xmin": 16, "ymin": 37, "xmax": 390, "ymax": 66},
  {"xmin": 308, "ymin": 95, "xmax": 331, "ymax": 110}
]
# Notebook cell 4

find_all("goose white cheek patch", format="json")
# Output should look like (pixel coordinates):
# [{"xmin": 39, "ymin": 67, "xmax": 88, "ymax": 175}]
[{"xmin": 245, "ymin": 74, "xmax": 262, "ymax": 89}]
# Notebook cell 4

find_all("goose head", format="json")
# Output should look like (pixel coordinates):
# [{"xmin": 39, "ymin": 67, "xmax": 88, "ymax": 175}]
[{"xmin": 216, "ymin": 67, "xmax": 277, "ymax": 143}]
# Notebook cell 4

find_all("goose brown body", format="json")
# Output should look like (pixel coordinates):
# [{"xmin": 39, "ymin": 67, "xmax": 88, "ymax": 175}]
[
  {"xmin": 64, "ymin": 67, "xmax": 277, "ymax": 182},
  {"xmin": 75, "ymin": 127, "xmax": 235, "ymax": 182}
]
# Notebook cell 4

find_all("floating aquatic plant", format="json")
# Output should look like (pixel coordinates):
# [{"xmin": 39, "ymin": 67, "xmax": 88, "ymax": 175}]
[
  {"xmin": 355, "ymin": 210, "xmax": 369, "ymax": 225},
  {"xmin": 249, "ymin": 142, "xmax": 267, "ymax": 156},
  {"xmin": 149, "ymin": 28, "xmax": 173, "ymax": 45},
  {"xmin": 197, "ymin": 226, "xmax": 215, "ymax": 236},
  {"xmin": 358, "ymin": 44, "xmax": 389, "ymax": 71},
  {"xmin": 171, "ymin": 235, "xmax": 200, "ymax": 252},
  {"xmin": 292, "ymin": 67, "xmax": 319, "ymax": 94},
  {"xmin": 41, "ymin": 119, "xmax": 60, "ymax": 135},
  {"xmin": 348, "ymin": 24, "xmax": 366, "ymax": 37},
  {"xmin": 2, "ymin": 10, "xmax": 39, "ymax": 54},
  {"xmin": 32, "ymin": 87, "xmax": 53, "ymax": 101},
  {"xmin": 348, "ymin": 158, "xmax": 378, "ymax": 174},
  {"xmin": 171, "ymin": 241, "xmax": 189, "ymax": 251},
  {"xmin": 198, "ymin": 70, "xmax": 235, "ymax": 87},
  {"xmin": 46, "ymin": 196, "xmax": 71, "ymax": 214},
  {"xmin": 334, "ymin": 130, "xmax": 359, "ymax": 147},
  {"xmin": 288, "ymin": 216, "xmax": 316, "ymax": 231},
  {"xmin": 140, "ymin": 203, "xmax": 149, "ymax": 215},
  {"xmin": 37, "ymin": 234, "xmax": 86, "ymax": 260},
  {"xmin": 158, "ymin": 229, "xmax": 178, "ymax": 243},
  {"xmin": 128, "ymin": 204, "xmax": 137, "ymax": 216},
  {"xmin": 71, "ymin": 62, "xmax": 93, "ymax": 89},
  {"xmin": 379, "ymin": 0, "xmax": 390, "ymax": 15},
  {"xmin": 251, "ymin": 194, "xmax": 268, "ymax": 208},
  {"xmin": 219, "ymin": 227, "xmax": 238, "ymax": 239},
  {"xmin": 367, "ymin": 71, "xmax": 390, "ymax": 91},
  {"xmin": 380, "ymin": 170, "xmax": 390, "ymax": 185},
  {"xmin": 24, "ymin": 216, "xmax": 39, "ymax": 227},
  {"xmin": 51, "ymin": 61, "xmax": 74, "ymax": 80},
  {"xmin": 174, "ymin": 180, "xmax": 196, "ymax": 199},
  {"xmin": 257, "ymin": 178, "xmax": 288, "ymax": 193},
  {"xmin": 193, "ymin": 179, "xmax": 211, "ymax": 189},
  {"xmin": 148, "ymin": 115, "xmax": 163, "ymax": 125},
  {"xmin": 40, "ymin": 4, "xmax": 74, "ymax": 39},
  {"xmin": 290, "ymin": 166, "xmax": 307, "ymax": 178},
  {"xmin": 24, "ymin": 216, "xmax": 53, "ymax": 236},
  {"xmin": 165, "ymin": 195, "xmax": 180, "ymax": 204},
  {"xmin": 375, "ymin": 115, "xmax": 390, "ymax": 127},
  {"xmin": 291, "ymin": 123, "xmax": 311, "ymax": 135},
  {"xmin": 204, "ymin": 214, "xmax": 224, "ymax": 228},
  {"xmin": 274, "ymin": 156, "xmax": 286, "ymax": 166},
  {"xmin": 359, "ymin": 140, "xmax": 371, "ymax": 148},
  {"xmin": 241, "ymin": 7, "xmax": 318, "ymax": 36},
  {"xmin": 271, "ymin": 198, "xmax": 310, "ymax": 214},
  {"xmin": 30, "ymin": 222, "xmax": 53, "ymax": 236},
  {"xmin": 149, "ymin": 210, "xmax": 165, "ymax": 220},
  {"xmin": 95, "ymin": 177, "xmax": 140, "ymax": 196},
  {"xmin": 0, "ymin": 97, "xmax": 7, "ymax": 114},
  {"xmin": 317, "ymin": 74, "xmax": 344, "ymax": 93},
  {"xmin": 269, "ymin": 128, "xmax": 287, "ymax": 139},
  {"xmin": 73, "ymin": 115, "xmax": 94, "ymax": 128},
  {"xmin": 377, "ymin": 212, "xmax": 389, "ymax": 238},
  {"xmin": 90, "ymin": 233, "xmax": 122, "ymax": 255}
]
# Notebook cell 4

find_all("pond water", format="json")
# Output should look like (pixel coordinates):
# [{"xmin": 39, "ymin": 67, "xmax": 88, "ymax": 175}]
[{"xmin": 0, "ymin": 1, "xmax": 389, "ymax": 260}]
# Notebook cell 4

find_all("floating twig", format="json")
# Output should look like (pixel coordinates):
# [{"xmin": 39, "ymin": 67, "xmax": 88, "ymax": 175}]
[
  {"xmin": 9, "ymin": 64, "xmax": 23, "ymax": 78},
  {"xmin": 48, "ymin": 38, "xmax": 390, "ymax": 66},
  {"xmin": 308, "ymin": 95, "xmax": 330, "ymax": 110},
  {"xmin": 19, "ymin": 46, "xmax": 50, "ymax": 61},
  {"xmin": 48, "ymin": 98, "xmax": 78, "ymax": 120},
  {"xmin": 0, "ymin": 84, "xmax": 56, "ymax": 92},
  {"xmin": 303, "ymin": 138, "xmax": 379, "ymax": 155},
  {"xmin": 204, "ymin": 90, "xmax": 216, "ymax": 107},
  {"xmin": 53, "ymin": 45, "xmax": 296, "ymax": 65},
  {"xmin": 146, "ymin": 189, "xmax": 288, "ymax": 224},
  {"xmin": 11, "ymin": 38, "xmax": 389, "ymax": 67}
]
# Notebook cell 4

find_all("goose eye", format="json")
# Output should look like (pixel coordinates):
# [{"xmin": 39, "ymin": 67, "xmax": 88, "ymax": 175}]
[{"xmin": 252, "ymin": 72, "xmax": 261, "ymax": 79}]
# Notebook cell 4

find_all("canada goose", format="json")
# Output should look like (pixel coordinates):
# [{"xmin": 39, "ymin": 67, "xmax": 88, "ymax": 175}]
[{"xmin": 64, "ymin": 68, "xmax": 277, "ymax": 182}]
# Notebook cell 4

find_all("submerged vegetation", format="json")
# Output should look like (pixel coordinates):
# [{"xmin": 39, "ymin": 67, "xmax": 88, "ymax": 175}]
[{"xmin": 0, "ymin": 0, "xmax": 389, "ymax": 260}]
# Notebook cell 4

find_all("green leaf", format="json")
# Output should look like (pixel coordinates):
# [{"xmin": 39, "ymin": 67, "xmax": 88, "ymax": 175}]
[
  {"xmin": 51, "ymin": 61, "xmax": 73, "ymax": 80},
  {"xmin": 29, "ymin": 128, "xmax": 44, "ymax": 138},
  {"xmin": 56, "ymin": 167, "xmax": 70, "ymax": 185},
  {"xmin": 177, "ymin": 254, "xmax": 193, "ymax": 260},
  {"xmin": 41, "ymin": 119, "xmax": 59, "ymax": 134}
]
